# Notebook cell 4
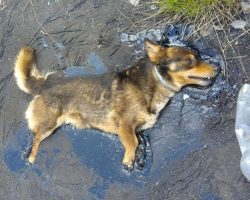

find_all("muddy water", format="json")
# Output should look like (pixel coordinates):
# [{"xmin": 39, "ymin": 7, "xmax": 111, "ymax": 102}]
[{"xmin": 1, "ymin": 0, "xmax": 250, "ymax": 199}]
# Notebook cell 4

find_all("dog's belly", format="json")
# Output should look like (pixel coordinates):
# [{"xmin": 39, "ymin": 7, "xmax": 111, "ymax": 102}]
[
  {"xmin": 58, "ymin": 112, "xmax": 118, "ymax": 134},
  {"xmin": 94, "ymin": 121, "xmax": 118, "ymax": 134}
]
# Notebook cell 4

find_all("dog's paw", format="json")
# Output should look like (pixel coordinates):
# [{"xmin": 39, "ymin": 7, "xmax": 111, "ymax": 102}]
[
  {"xmin": 123, "ymin": 160, "xmax": 134, "ymax": 172},
  {"xmin": 28, "ymin": 155, "xmax": 35, "ymax": 164},
  {"xmin": 123, "ymin": 156, "xmax": 135, "ymax": 171}
]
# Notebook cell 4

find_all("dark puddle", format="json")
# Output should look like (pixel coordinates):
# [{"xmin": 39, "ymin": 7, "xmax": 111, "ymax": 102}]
[
  {"xmin": 62, "ymin": 126, "xmax": 152, "ymax": 198},
  {"xmin": 62, "ymin": 125, "xmax": 152, "ymax": 184},
  {"xmin": 200, "ymin": 192, "xmax": 221, "ymax": 200},
  {"xmin": 3, "ymin": 123, "xmax": 152, "ymax": 198},
  {"xmin": 3, "ymin": 125, "xmax": 32, "ymax": 173},
  {"xmin": 64, "ymin": 52, "xmax": 107, "ymax": 77},
  {"xmin": 3, "ymin": 125, "xmax": 44, "ymax": 178}
]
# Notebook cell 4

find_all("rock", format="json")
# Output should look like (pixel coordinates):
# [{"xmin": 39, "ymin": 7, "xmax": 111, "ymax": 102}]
[
  {"xmin": 129, "ymin": 0, "xmax": 140, "ymax": 6},
  {"xmin": 129, "ymin": 34, "xmax": 139, "ymax": 42},
  {"xmin": 183, "ymin": 94, "xmax": 190, "ymax": 100},
  {"xmin": 120, "ymin": 29, "xmax": 162, "ymax": 44},
  {"xmin": 120, "ymin": 33, "xmax": 129, "ymax": 42},
  {"xmin": 150, "ymin": 4, "xmax": 157, "ymax": 10},
  {"xmin": 241, "ymin": 1, "xmax": 250, "ymax": 14},
  {"xmin": 231, "ymin": 20, "xmax": 248, "ymax": 30},
  {"xmin": 146, "ymin": 29, "xmax": 162, "ymax": 41}
]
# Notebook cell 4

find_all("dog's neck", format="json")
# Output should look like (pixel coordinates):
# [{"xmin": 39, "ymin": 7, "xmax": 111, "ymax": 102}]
[
  {"xmin": 153, "ymin": 65, "xmax": 179, "ymax": 92},
  {"xmin": 145, "ymin": 66, "xmax": 177, "ymax": 115}
]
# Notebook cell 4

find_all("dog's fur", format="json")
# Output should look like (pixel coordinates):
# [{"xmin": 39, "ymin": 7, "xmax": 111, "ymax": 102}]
[{"xmin": 14, "ymin": 39, "xmax": 218, "ymax": 170}]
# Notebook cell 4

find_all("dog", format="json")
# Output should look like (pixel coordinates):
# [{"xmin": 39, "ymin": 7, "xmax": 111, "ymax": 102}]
[{"xmin": 14, "ymin": 39, "xmax": 218, "ymax": 170}]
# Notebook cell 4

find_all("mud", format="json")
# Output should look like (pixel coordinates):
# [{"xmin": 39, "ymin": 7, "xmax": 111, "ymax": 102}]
[{"xmin": 0, "ymin": 0, "xmax": 250, "ymax": 200}]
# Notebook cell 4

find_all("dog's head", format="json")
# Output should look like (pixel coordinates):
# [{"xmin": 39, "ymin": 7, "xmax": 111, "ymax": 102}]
[{"xmin": 144, "ymin": 39, "xmax": 219, "ymax": 89}]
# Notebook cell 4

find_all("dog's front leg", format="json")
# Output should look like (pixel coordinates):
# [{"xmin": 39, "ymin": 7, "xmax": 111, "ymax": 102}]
[{"xmin": 118, "ymin": 119, "xmax": 138, "ymax": 171}]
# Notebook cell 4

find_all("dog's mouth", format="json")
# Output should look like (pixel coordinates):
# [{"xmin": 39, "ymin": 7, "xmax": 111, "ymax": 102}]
[
  {"xmin": 188, "ymin": 75, "xmax": 214, "ymax": 82},
  {"xmin": 187, "ymin": 75, "xmax": 216, "ymax": 87}
]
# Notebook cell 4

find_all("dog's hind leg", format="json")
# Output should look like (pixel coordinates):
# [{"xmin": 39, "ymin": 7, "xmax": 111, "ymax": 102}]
[
  {"xmin": 26, "ymin": 96, "xmax": 61, "ymax": 164},
  {"xmin": 118, "ymin": 119, "xmax": 138, "ymax": 171},
  {"xmin": 28, "ymin": 132, "xmax": 42, "ymax": 164},
  {"xmin": 28, "ymin": 128, "xmax": 57, "ymax": 164}
]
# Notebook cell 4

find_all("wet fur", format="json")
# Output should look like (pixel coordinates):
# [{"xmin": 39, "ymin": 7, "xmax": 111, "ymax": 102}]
[{"xmin": 14, "ymin": 40, "xmax": 218, "ymax": 170}]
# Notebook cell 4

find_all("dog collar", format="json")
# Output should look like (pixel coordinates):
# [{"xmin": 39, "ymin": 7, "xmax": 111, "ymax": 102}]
[{"xmin": 154, "ymin": 66, "xmax": 178, "ymax": 91}]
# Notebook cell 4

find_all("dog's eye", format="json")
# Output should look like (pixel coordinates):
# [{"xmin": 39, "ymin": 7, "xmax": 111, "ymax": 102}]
[
  {"xmin": 160, "ymin": 60, "xmax": 169, "ymax": 66},
  {"xmin": 187, "ymin": 58, "xmax": 196, "ymax": 66},
  {"xmin": 159, "ymin": 66, "xmax": 168, "ymax": 74}
]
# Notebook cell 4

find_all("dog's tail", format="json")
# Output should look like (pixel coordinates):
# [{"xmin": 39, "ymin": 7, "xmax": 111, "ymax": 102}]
[{"xmin": 14, "ymin": 47, "xmax": 46, "ymax": 95}]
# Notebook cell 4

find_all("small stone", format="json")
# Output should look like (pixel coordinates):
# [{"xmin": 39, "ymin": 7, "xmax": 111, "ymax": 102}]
[
  {"xmin": 231, "ymin": 20, "xmax": 248, "ymax": 30},
  {"xmin": 128, "ymin": 0, "xmax": 140, "ymax": 6},
  {"xmin": 146, "ymin": 29, "xmax": 162, "ymax": 41},
  {"xmin": 129, "ymin": 34, "xmax": 139, "ymax": 42},
  {"xmin": 154, "ymin": 29, "xmax": 162, "ymax": 41},
  {"xmin": 183, "ymin": 94, "xmax": 189, "ymax": 100},
  {"xmin": 241, "ymin": 1, "xmax": 250, "ymax": 14},
  {"xmin": 134, "ymin": 50, "xmax": 142, "ymax": 54},
  {"xmin": 150, "ymin": 4, "xmax": 157, "ymax": 10},
  {"xmin": 120, "ymin": 33, "xmax": 129, "ymax": 42}
]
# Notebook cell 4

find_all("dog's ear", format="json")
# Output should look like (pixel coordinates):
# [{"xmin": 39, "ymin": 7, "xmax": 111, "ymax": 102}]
[{"xmin": 144, "ymin": 39, "xmax": 161, "ymax": 63}]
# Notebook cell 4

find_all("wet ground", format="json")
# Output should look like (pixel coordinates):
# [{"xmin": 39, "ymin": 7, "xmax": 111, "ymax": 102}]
[{"xmin": 0, "ymin": 0, "xmax": 250, "ymax": 200}]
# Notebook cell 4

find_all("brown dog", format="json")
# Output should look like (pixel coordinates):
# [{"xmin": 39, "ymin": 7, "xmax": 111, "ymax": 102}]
[{"xmin": 14, "ymin": 39, "xmax": 218, "ymax": 170}]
